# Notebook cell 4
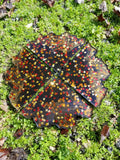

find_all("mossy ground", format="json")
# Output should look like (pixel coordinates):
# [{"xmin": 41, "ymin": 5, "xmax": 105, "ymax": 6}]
[{"xmin": 0, "ymin": 0, "xmax": 120, "ymax": 159}]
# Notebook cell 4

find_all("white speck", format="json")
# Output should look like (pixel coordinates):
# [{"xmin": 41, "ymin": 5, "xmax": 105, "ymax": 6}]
[
  {"xmin": 57, "ymin": 68, "xmax": 60, "ymax": 71},
  {"xmin": 78, "ymin": 70, "xmax": 81, "ymax": 74},
  {"xmin": 26, "ymin": 23, "xmax": 33, "ymax": 28},
  {"xmin": 74, "ymin": 41, "xmax": 77, "ymax": 44},
  {"xmin": 114, "ymin": 6, "xmax": 120, "ymax": 12},
  {"xmin": 32, "ymin": 50, "xmax": 35, "ymax": 53},
  {"xmin": 75, "ymin": 0, "xmax": 84, "ymax": 4},
  {"xmin": 49, "ymin": 146, "xmax": 55, "ymax": 151},
  {"xmin": 43, "ymin": 58, "xmax": 47, "ymax": 61},
  {"xmin": 50, "ymin": 82, "xmax": 54, "ymax": 85},
  {"xmin": 75, "ymin": 105, "xmax": 78, "ymax": 108},
  {"xmin": 76, "ymin": 53, "xmax": 80, "ymax": 57}
]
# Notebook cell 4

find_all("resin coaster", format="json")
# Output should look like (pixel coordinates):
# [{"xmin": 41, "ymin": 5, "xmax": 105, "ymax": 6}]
[{"xmin": 4, "ymin": 33, "xmax": 110, "ymax": 129}]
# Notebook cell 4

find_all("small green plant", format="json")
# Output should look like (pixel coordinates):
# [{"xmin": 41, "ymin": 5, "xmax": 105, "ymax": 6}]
[{"xmin": 0, "ymin": 0, "xmax": 4, "ymax": 5}]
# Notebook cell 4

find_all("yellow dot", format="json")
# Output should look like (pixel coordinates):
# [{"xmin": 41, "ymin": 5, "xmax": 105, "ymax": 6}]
[{"xmin": 45, "ymin": 123, "xmax": 49, "ymax": 126}]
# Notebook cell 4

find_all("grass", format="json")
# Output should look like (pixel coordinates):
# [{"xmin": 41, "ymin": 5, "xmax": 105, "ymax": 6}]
[{"xmin": 0, "ymin": 0, "xmax": 120, "ymax": 159}]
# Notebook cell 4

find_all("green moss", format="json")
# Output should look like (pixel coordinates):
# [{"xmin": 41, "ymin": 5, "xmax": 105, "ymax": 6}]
[{"xmin": 0, "ymin": 0, "xmax": 120, "ymax": 159}]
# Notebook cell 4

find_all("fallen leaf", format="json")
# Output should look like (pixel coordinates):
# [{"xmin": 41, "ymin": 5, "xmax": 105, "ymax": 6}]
[
  {"xmin": 0, "ymin": 0, "xmax": 19, "ymax": 19},
  {"xmin": 98, "ymin": 14, "xmax": 105, "ymax": 22},
  {"xmin": 8, "ymin": 147, "xmax": 27, "ymax": 160},
  {"xmin": 42, "ymin": 0, "xmax": 55, "ymax": 7},
  {"xmin": 114, "ymin": 6, "xmax": 120, "ymax": 17},
  {"xmin": 0, "ymin": 147, "xmax": 27, "ymax": 160},
  {"xmin": 0, "ymin": 138, "xmax": 7, "ymax": 147},
  {"xmin": 0, "ymin": 147, "xmax": 10, "ymax": 160},
  {"xmin": 99, "ymin": 1, "xmax": 107, "ymax": 12},
  {"xmin": 14, "ymin": 129, "xmax": 23, "ymax": 139},
  {"xmin": 5, "ymin": 2, "xmax": 13, "ymax": 10},
  {"xmin": 98, "ymin": 14, "xmax": 110, "ymax": 26},
  {"xmin": 100, "ymin": 125, "xmax": 110, "ymax": 143},
  {"xmin": 0, "ymin": 8, "xmax": 8, "ymax": 19},
  {"xmin": 0, "ymin": 100, "xmax": 8, "ymax": 112}
]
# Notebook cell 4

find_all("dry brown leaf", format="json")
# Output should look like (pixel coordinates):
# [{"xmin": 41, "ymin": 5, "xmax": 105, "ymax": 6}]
[
  {"xmin": 98, "ymin": 14, "xmax": 110, "ymax": 26},
  {"xmin": 0, "ymin": 138, "xmax": 7, "ymax": 147},
  {"xmin": 100, "ymin": 125, "xmax": 110, "ymax": 143},
  {"xmin": 0, "ymin": 147, "xmax": 10, "ymax": 160},
  {"xmin": 98, "ymin": 14, "xmax": 105, "ymax": 22},
  {"xmin": 42, "ymin": 0, "xmax": 55, "ymax": 7},
  {"xmin": 0, "ymin": 147, "xmax": 27, "ymax": 160},
  {"xmin": 0, "ymin": 0, "xmax": 19, "ymax": 19},
  {"xmin": 8, "ymin": 148, "xmax": 27, "ymax": 160}
]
